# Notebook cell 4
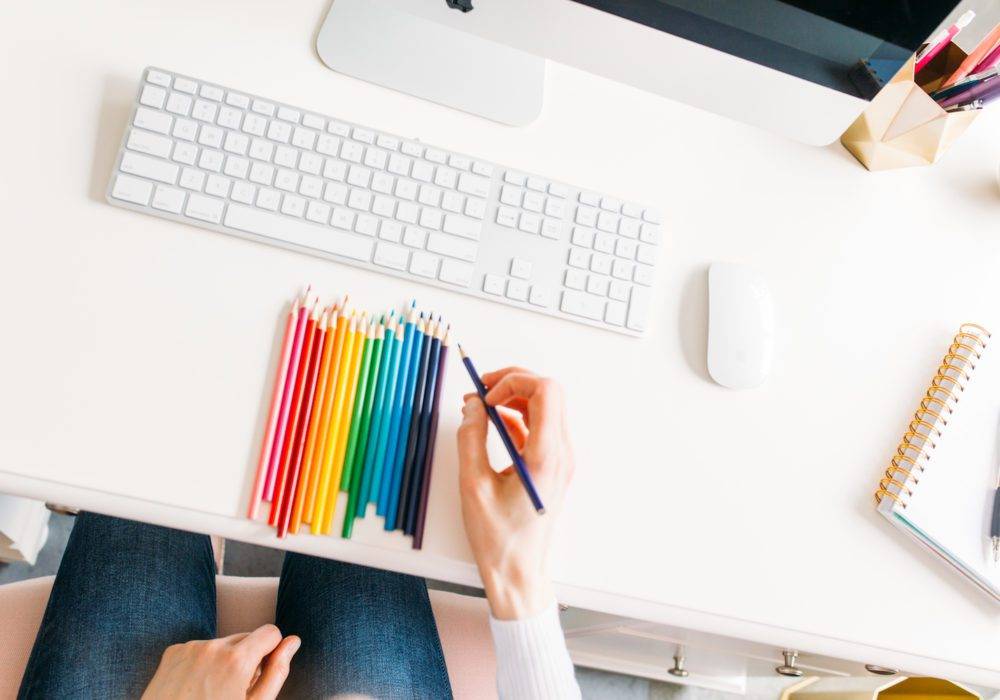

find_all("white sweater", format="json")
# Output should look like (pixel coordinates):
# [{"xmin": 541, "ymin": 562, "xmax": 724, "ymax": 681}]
[{"xmin": 489, "ymin": 603, "xmax": 582, "ymax": 699}]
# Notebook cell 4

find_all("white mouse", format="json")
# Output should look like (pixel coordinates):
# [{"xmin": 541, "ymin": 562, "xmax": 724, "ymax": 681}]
[{"xmin": 707, "ymin": 263, "xmax": 774, "ymax": 389}]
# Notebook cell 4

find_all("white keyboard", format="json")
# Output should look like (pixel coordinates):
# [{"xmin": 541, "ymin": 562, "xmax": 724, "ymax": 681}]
[{"xmin": 107, "ymin": 68, "xmax": 664, "ymax": 335}]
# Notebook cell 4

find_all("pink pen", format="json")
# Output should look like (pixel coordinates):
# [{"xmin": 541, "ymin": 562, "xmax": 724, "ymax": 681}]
[
  {"xmin": 248, "ymin": 297, "xmax": 299, "ymax": 519},
  {"xmin": 973, "ymin": 37, "xmax": 1000, "ymax": 73},
  {"xmin": 916, "ymin": 11, "xmax": 975, "ymax": 74},
  {"xmin": 264, "ymin": 291, "xmax": 311, "ymax": 501}
]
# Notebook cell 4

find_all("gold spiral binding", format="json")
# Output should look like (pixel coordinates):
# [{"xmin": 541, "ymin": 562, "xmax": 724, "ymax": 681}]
[{"xmin": 876, "ymin": 325, "xmax": 991, "ymax": 506}]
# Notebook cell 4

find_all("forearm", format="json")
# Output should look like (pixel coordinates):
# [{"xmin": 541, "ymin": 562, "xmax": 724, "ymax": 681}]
[{"xmin": 489, "ymin": 602, "xmax": 581, "ymax": 700}]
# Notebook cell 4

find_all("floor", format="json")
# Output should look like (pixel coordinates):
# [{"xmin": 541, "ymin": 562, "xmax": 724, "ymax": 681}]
[{"xmin": 0, "ymin": 513, "xmax": 835, "ymax": 699}]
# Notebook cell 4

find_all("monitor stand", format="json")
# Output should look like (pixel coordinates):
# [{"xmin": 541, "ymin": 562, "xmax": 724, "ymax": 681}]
[{"xmin": 316, "ymin": 0, "xmax": 545, "ymax": 127}]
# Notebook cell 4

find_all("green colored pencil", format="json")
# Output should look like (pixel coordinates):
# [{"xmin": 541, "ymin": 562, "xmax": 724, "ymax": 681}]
[
  {"xmin": 343, "ymin": 320, "xmax": 386, "ymax": 537},
  {"xmin": 358, "ymin": 313, "xmax": 398, "ymax": 510},
  {"xmin": 339, "ymin": 321, "xmax": 376, "ymax": 492}
]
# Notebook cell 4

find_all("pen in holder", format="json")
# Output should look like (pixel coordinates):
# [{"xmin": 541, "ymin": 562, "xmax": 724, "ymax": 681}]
[{"xmin": 841, "ymin": 51, "xmax": 979, "ymax": 171}]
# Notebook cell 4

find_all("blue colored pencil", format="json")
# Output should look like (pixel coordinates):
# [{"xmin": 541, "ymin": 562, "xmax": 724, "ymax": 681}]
[
  {"xmin": 365, "ymin": 315, "xmax": 404, "ymax": 506},
  {"xmin": 404, "ymin": 320, "xmax": 444, "ymax": 534},
  {"xmin": 384, "ymin": 314, "xmax": 428, "ymax": 530},
  {"xmin": 377, "ymin": 305, "xmax": 418, "ymax": 516},
  {"xmin": 356, "ymin": 311, "xmax": 397, "ymax": 515},
  {"xmin": 458, "ymin": 344, "xmax": 545, "ymax": 514}
]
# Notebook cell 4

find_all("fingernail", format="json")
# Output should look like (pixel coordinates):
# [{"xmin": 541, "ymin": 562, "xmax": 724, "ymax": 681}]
[{"xmin": 289, "ymin": 636, "xmax": 301, "ymax": 654}]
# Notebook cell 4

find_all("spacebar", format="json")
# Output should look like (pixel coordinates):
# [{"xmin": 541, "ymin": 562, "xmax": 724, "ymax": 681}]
[{"xmin": 224, "ymin": 204, "xmax": 373, "ymax": 262}]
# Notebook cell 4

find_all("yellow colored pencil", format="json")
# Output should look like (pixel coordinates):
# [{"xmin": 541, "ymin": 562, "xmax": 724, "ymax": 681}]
[
  {"xmin": 289, "ymin": 305, "xmax": 337, "ymax": 533},
  {"xmin": 301, "ymin": 304, "xmax": 349, "ymax": 526},
  {"xmin": 311, "ymin": 311, "xmax": 358, "ymax": 533},
  {"xmin": 322, "ymin": 313, "xmax": 369, "ymax": 534}
]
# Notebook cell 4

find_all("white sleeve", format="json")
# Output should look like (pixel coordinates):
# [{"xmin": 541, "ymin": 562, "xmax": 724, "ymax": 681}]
[{"xmin": 488, "ymin": 603, "xmax": 582, "ymax": 700}]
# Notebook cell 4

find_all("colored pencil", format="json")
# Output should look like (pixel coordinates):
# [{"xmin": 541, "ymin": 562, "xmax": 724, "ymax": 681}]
[
  {"xmin": 391, "ymin": 316, "xmax": 436, "ymax": 531},
  {"xmin": 343, "ymin": 321, "xmax": 386, "ymax": 537},
  {"xmin": 366, "ymin": 316, "xmax": 404, "ymax": 506},
  {"xmin": 321, "ymin": 314, "xmax": 368, "ymax": 534},
  {"xmin": 264, "ymin": 294, "xmax": 309, "ymax": 501},
  {"xmin": 248, "ymin": 297, "xmax": 297, "ymax": 519},
  {"xmin": 290, "ymin": 304, "xmax": 339, "ymax": 533},
  {"xmin": 377, "ymin": 304, "xmax": 418, "ymax": 516},
  {"xmin": 276, "ymin": 308, "xmax": 327, "ymax": 537},
  {"xmin": 915, "ymin": 10, "xmax": 974, "ymax": 74},
  {"xmin": 383, "ymin": 313, "xmax": 427, "ymax": 529},
  {"xmin": 458, "ymin": 344, "xmax": 546, "ymax": 514},
  {"xmin": 269, "ymin": 303, "xmax": 319, "ymax": 527},
  {"xmin": 300, "ymin": 304, "xmax": 349, "ymax": 528},
  {"xmin": 945, "ymin": 21, "xmax": 1000, "ymax": 87},
  {"xmin": 340, "ymin": 320, "xmax": 377, "ymax": 493},
  {"xmin": 413, "ymin": 327, "xmax": 450, "ymax": 549},
  {"xmin": 404, "ymin": 320, "xmax": 445, "ymax": 534},
  {"xmin": 311, "ymin": 312, "xmax": 358, "ymax": 533},
  {"xmin": 357, "ymin": 313, "xmax": 397, "ymax": 510}
]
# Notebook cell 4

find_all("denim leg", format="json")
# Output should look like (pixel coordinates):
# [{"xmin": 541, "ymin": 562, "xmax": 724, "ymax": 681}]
[
  {"xmin": 17, "ymin": 512, "xmax": 217, "ymax": 700},
  {"xmin": 276, "ymin": 553, "xmax": 452, "ymax": 699}
]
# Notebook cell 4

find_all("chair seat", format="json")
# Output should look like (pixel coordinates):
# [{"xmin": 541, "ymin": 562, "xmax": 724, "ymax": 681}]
[{"xmin": 0, "ymin": 575, "xmax": 496, "ymax": 699}]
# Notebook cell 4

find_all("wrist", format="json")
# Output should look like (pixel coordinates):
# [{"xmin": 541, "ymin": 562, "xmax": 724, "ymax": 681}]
[{"xmin": 481, "ymin": 565, "xmax": 554, "ymax": 620}]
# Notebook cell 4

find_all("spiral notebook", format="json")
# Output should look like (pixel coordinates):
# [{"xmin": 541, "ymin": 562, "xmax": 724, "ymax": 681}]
[{"xmin": 875, "ymin": 324, "xmax": 1000, "ymax": 602}]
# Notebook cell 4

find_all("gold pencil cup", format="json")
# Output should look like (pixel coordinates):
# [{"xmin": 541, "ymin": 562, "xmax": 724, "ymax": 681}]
[
  {"xmin": 781, "ymin": 675, "xmax": 981, "ymax": 700},
  {"xmin": 840, "ymin": 53, "xmax": 979, "ymax": 171}
]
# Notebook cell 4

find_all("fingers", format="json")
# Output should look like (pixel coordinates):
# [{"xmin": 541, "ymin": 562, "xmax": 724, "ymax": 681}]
[
  {"xmin": 457, "ymin": 395, "xmax": 492, "ymax": 482},
  {"xmin": 485, "ymin": 373, "xmax": 564, "ymax": 459},
  {"xmin": 237, "ymin": 624, "xmax": 283, "ymax": 661},
  {"xmin": 497, "ymin": 406, "xmax": 528, "ymax": 451},
  {"xmin": 480, "ymin": 366, "xmax": 535, "ymax": 389},
  {"xmin": 248, "ymin": 635, "xmax": 300, "ymax": 700}
]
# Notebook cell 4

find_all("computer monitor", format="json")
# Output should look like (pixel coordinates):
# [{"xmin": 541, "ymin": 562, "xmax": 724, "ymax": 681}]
[{"xmin": 316, "ymin": 0, "xmax": 960, "ymax": 145}]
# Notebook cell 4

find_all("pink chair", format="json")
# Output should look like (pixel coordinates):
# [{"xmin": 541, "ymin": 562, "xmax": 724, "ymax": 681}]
[{"xmin": 0, "ymin": 575, "xmax": 497, "ymax": 699}]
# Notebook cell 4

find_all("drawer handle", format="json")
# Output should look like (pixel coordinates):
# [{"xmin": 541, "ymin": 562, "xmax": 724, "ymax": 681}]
[{"xmin": 776, "ymin": 650, "xmax": 804, "ymax": 677}]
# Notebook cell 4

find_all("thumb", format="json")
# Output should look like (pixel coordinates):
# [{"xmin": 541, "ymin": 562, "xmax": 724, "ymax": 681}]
[
  {"xmin": 457, "ymin": 395, "xmax": 491, "ymax": 481},
  {"xmin": 248, "ymin": 635, "xmax": 300, "ymax": 700}
]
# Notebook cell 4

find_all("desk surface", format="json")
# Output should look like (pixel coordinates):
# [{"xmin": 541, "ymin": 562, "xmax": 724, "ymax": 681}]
[{"xmin": 3, "ymin": 0, "xmax": 1000, "ymax": 687}]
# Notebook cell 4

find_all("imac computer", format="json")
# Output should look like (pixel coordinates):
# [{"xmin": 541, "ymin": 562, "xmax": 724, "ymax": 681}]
[{"xmin": 317, "ymin": 0, "xmax": 960, "ymax": 145}]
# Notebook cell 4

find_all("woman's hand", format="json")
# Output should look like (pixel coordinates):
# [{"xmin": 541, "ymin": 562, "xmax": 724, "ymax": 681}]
[
  {"xmin": 457, "ymin": 367, "xmax": 574, "ymax": 620},
  {"xmin": 142, "ymin": 624, "xmax": 300, "ymax": 700}
]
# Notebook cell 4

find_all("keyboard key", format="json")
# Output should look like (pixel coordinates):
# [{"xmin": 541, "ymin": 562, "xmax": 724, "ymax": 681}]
[
  {"xmin": 252, "ymin": 99, "xmax": 275, "ymax": 116},
  {"xmin": 225, "ymin": 204, "xmax": 374, "ymax": 261},
  {"xmin": 347, "ymin": 165, "xmax": 372, "ymax": 188},
  {"xmin": 374, "ymin": 242, "xmax": 408, "ymax": 270},
  {"xmin": 205, "ymin": 174, "xmax": 231, "ymax": 198},
  {"xmin": 526, "ymin": 176, "xmax": 548, "ymax": 192},
  {"xmin": 634, "ymin": 264, "xmax": 654, "ymax": 286},
  {"xmin": 134, "ymin": 106, "xmax": 172, "ymax": 135},
  {"xmin": 605, "ymin": 301, "xmax": 626, "ymax": 326},
  {"xmin": 500, "ymin": 185, "xmax": 521, "ymax": 207},
  {"xmin": 496, "ymin": 207, "xmax": 518, "ymax": 228},
  {"xmin": 418, "ymin": 186, "xmax": 442, "ymax": 208},
  {"xmin": 200, "ymin": 84, "xmax": 224, "ymax": 101},
  {"xmin": 643, "ymin": 208, "xmax": 662, "ymax": 224},
  {"xmin": 387, "ymin": 153, "xmax": 411, "ymax": 176},
  {"xmin": 306, "ymin": 200, "xmax": 331, "ymax": 224},
  {"xmin": 586, "ymin": 275, "xmax": 609, "ymax": 296},
  {"xmin": 465, "ymin": 198, "xmax": 486, "ymax": 220},
  {"xmin": 419, "ymin": 208, "xmax": 442, "ymax": 230},
  {"xmin": 185, "ymin": 193, "xmax": 225, "ymax": 223},
  {"xmin": 355, "ymin": 214, "xmax": 379, "ymax": 237},
  {"xmin": 298, "ymin": 153, "xmax": 322, "ymax": 175},
  {"xmin": 120, "ymin": 152, "xmax": 178, "ymax": 184},
  {"xmin": 347, "ymin": 189, "xmax": 372, "ymax": 211},
  {"xmin": 353, "ymin": 127, "xmax": 375, "ymax": 144},
  {"xmin": 510, "ymin": 258, "xmax": 532, "ymax": 279},
  {"xmin": 281, "ymin": 195, "xmax": 306, "ymax": 217},
  {"xmin": 548, "ymin": 183, "xmax": 569, "ymax": 198},
  {"xmin": 140, "ymin": 85, "xmax": 167, "ymax": 109},
  {"xmin": 626, "ymin": 285, "xmax": 650, "ymax": 330},
  {"xmin": 226, "ymin": 93, "xmax": 250, "ymax": 109},
  {"xmin": 173, "ymin": 78, "xmax": 199, "ymax": 96},
  {"xmin": 560, "ymin": 290, "xmax": 605, "ymax": 321},
  {"xmin": 331, "ymin": 208, "xmax": 355, "ymax": 230},
  {"xmin": 619, "ymin": 218, "xmax": 640, "ymax": 239},
  {"xmin": 518, "ymin": 213, "xmax": 541, "ymax": 235},
  {"xmin": 439, "ymin": 259, "xmax": 474, "ymax": 287},
  {"xmin": 506, "ymin": 278, "xmax": 529, "ymax": 302},
  {"xmin": 636, "ymin": 244, "xmax": 657, "ymax": 265},
  {"xmin": 256, "ymin": 188, "xmax": 280, "ymax": 211},
  {"xmin": 111, "ymin": 173, "xmax": 153, "ymax": 205},
  {"xmin": 409, "ymin": 251, "xmax": 439, "ymax": 278},
  {"xmin": 401, "ymin": 142, "xmax": 423, "ymax": 157},
  {"xmin": 449, "ymin": 155, "xmax": 471, "ymax": 170},
  {"xmin": 372, "ymin": 195, "xmax": 395, "ymax": 218},
  {"xmin": 504, "ymin": 171, "xmax": 526, "ymax": 186},
  {"xmin": 568, "ymin": 248, "xmax": 590, "ymax": 269},
  {"xmin": 146, "ymin": 70, "xmax": 171, "ymax": 87},
  {"xmin": 217, "ymin": 106, "xmax": 243, "ymax": 130},
  {"xmin": 377, "ymin": 134, "xmax": 400, "ymax": 150},
  {"xmin": 198, "ymin": 126, "xmax": 224, "ymax": 149},
  {"xmin": 223, "ymin": 132, "xmax": 249, "ymax": 155},
  {"xmin": 434, "ymin": 167, "xmax": 458, "ymax": 189},
  {"xmin": 597, "ymin": 211, "xmax": 619, "ymax": 233},
  {"xmin": 640, "ymin": 224, "xmax": 661, "ymax": 245},
  {"xmin": 472, "ymin": 161, "xmax": 493, "ymax": 177},
  {"xmin": 267, "ymin": 121, "xmax": 292, "ymax": 144},
  {"xmin": 395, "ymin": 179, "xmax": 418, "ymax": 203},
  {"xmin": 340, "ymin": 142, "xmax": 363, "ymax": 163},
  {"xmin": 572, "ymin": 227, "xmax": 594, "ymax": 248},
  {"xmin": 529, "ymin": 286, "xmax": 553, "ymax": 307},
  {"xmin": 364, "ymin": 148, "xmax": 388, "ymax": 170},
  {"xmin": 371, "ymin": 172, "xmax": 394, "ymax": 194},
  {"xmin": 612, "ymin": 259, "xmax": 633, "ymax": 281},
  {"xmin": 327, "ymin": 121, "xmax": 350, "ymax": 137},
  {"xmin": 396, "ymin": 202, "xmax": 419, "ymax": 223},
  {"xmin": 594, "ymin": 233, "xmax": 615, "ymax": 254},
  {"xmin": 316, "ymin": 134, "xmax": 340, "ymax": 156},
  {"xmin": 151, "ymin": 185, "xmax": 185, "ymax": 213},
  {"xmin": 276, "ymin": 106, "xmax": 300, "ymax": 123},
  {"xmin": 442, "ymin": 215, "xmax": 481, "ymax": 240},
  {"xmin": 441, "ymin": 191, "xmax": 464, "ymax": 213},
  {"xmin": 242, "ymin": 114, "xmax": 267, "ymax": 137},
  {"xmin": 544, "ymin": 198, "xmax": 565, "ymax": 218},
  {"xmin": 411, "ymin": 161, "xmax": 434, "ymax": 182},
  {"xmin": 127, "ymin": 129, "xmax": 173, "ymax": 158},
  {"xmin": 622, "ymin": 203, "xmax": 643, "ymax": 218},
  {"xmin": 379, "ymin": 221, "xmax": 403, "ymax": 243},
  {"xmin": 523, "ymin": 192, "xmax": 544, "ymax": 212},
  {"xmin": 540, "ymin": 219, "xmax": 562, "ymax": 240},
  {"xmin": 590, "ymin": 254, "xmax": 612, "ymax": 275},
  {"xmin": 192, "ymin": 100, "xmax": 217, "ymax": 123},
  {"xmin": 172, "ymin": 118, "xmax": 198, "ymax": 141},
  {"xmin": 324, "ymin": 159, "xmax": 348, "ymax": 182},
  {"xmin": 457, "ymin": 172, "xmax": 490, "ymax": 198},
  {"xmin": 615, "ymin": 238, "xmax": 638, "ymax": 259},
  {"xmin": 425, "ymin": 148, "xmax": 447, "ymax": 164},
  {"xmin": 198, "ymin": 150, "xmax": 224, "ymax": 172},
  {"xmin": 303, "ymin": 114, "xmax": 325, "ymax": 130},
  {"xmin": 179, "ymin": 167, "xmax": 205, "ymax": 191},
  {"xmin": 608, "ymin": 280, "xmax": 629, "ymax": 301},
  {"xmin": 231, "ymin": 181, "xmax": 256, "ymax": 204},
  {"xmin": 248, "ymin": 162, "xmax": 274, "ymax": 185},
  {"xmin": 403, "ymin": 226, "xmax": 426, "ymax": 248},
  {"xmin": 579, "ymin": 192, "xmax": 600, "ymax": 206},
  {"xmin": 601, "ymin": 196, "xmax": 621, "ymax": 212},
  {"xmin": 564, "ymin": 269, "xmax": 586, "ymax": 290},
  {"xmin": 292, "ymin": 127, "xmax": 316, "ymax": 150},
  {"xmin": 249, "ymin": 138, "xmax": 273, "ymax": 162},
  {"xmin": 483, "ymin": 274, "xmax": 504, "ymax": 296},
  {"xmin": 575, "ymin": 206, "xmax": 597, "ymax": 227},
  {"xmin": 427, "ymin": 232, "xmax": 477, "ymax": 262}
]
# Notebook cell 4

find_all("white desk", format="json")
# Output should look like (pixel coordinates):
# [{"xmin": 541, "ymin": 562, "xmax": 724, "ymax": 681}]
[{"xmin": 3, "ymin": 0, "xmax": 1000, "ymax": 690}]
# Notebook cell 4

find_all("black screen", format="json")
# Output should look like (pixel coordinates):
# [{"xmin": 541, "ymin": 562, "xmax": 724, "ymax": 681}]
[{"xmin": 568, "ymin": 0, "xmax": 960, "ymax": 95}]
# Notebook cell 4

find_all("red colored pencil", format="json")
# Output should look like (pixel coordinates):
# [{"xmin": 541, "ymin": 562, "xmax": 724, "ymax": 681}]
[
  {"xmin": 248, "ymin": 296, "xmax": 298, "ymax": 519},
  {"xmin": 276, "ymin": 308, "xmax": 329, "ymax": 537},
  {"xmin": 269, "ymin": 300, "xmax": 319, "ymax": 527}
]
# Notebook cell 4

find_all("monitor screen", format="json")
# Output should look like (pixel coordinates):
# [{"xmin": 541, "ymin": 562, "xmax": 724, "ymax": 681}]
[{"xmin": 567, "ymin": 0, "xmax": 960, "ymax": 96}]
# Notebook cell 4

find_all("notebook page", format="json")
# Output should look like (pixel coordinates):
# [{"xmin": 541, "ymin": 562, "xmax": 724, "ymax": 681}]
[{"xmin": 899, "ymin": 339, "xmax": 1000, "ymax": 591}]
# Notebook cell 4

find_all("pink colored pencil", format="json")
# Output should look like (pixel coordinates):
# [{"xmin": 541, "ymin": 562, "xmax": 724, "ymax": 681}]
[
  {"xmin": 247, "ymin": 297, "xmax": 298, "ymax": 519},
  {"xmin": 264, "ymin": 292, "xmax": 310, "ymax": 500}
]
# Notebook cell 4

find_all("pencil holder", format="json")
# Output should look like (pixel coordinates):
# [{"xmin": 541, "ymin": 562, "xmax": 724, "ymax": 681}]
[
  {"xmin": 841, "ymin": 52, "xmax": 979, "ymax": 171},
  {"xmin": 781, "ymin": 676, "xmax": 980, "ymax": 700}
]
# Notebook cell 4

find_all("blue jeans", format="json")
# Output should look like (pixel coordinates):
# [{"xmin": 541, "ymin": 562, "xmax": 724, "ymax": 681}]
[{"xmin": 17, "ymin": 513, "xmax": 452, "ymax": 699}]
